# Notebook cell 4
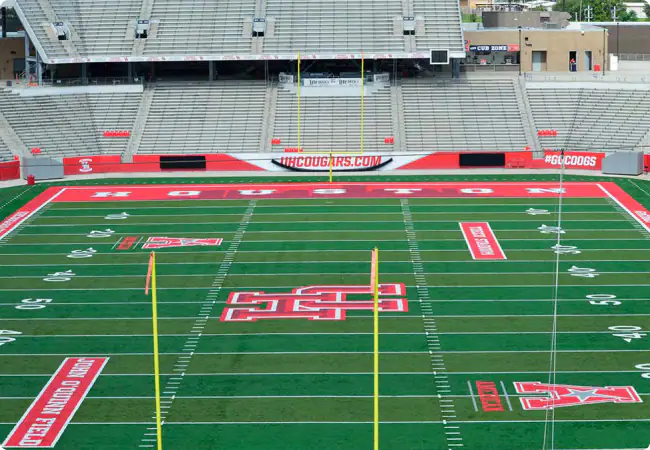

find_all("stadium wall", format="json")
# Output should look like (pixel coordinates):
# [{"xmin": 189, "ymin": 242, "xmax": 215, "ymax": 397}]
[{"xmin": 52, "ymin": 151, "xmax": 619, "ymax": 175}]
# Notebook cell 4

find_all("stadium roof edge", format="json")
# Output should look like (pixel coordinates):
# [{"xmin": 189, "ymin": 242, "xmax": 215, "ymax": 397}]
[{"xmin": 43, "ymin": 51, "xmax": 467, "ymax": 65}]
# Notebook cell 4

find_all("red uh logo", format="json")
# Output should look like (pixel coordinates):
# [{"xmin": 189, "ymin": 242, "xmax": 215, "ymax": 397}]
[{"xmin": 221, "ymin": 284, "xmax": 408, "ymax": 322}]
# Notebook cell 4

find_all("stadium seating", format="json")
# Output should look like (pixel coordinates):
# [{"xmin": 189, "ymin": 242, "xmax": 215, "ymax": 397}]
[
  {"xmin": 47, "ymin": 0, "xmax": 141, "ymax": 56},
  {"xmin": 0, "ymin": 90, "xmax": 141, "ymax": 157},
  {"xmin": 15, "ymin": 0, "xmax": 73, "ymax": 59},
  {"xmin": 0, "ymin": 138, "xmax": 13, "ymax": 162},
  {"xmin": 137, "ymin": 82, "xmax": 267, "ymax": 154},
  {"xmin": 142, "ymin": 0, "xmax": 256, "ymax": 55},
  {"xmin": 270, "ymin": 84, "xmax": 394, "ymax": 152},
  {"xmin": 262, "ymin": 0, "xmax": 405, "ymax": 54},
  {"xmin": 413, "ymin": 0, "xmax": 464, "ymax": 53},
  {"xmin": 526, "ymin": 85, "xmax": 650, "ymax": 152},
  {"xmin": 400, "ymin": 78, "xmax": 529, "ymax": 152}
]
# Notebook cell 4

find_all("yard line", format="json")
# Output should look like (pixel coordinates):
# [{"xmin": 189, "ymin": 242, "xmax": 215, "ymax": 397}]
[
  {"xmin": 2, "ymin": 247, "xmax": 650, "ymax": 256},
  {"xmin": 5, "ymin": 349, "xmax": 649, "ymax": 356},
  {"xmin": 5, "ymin": 297, "xmax": 650, "ymax": 306},
  {"xmin": 499, "ymin": 381, "xmax": 514, "ymax": 412},
  {"xmin": 9, "ymin": 330, "xmax": 647, "ymax": 337},
  {"xmin": 8, "ymin": 228, "xmax": 643, "ymax": 236},
  {"xmin": 8, "ymin": 259, "xmax": 650, "ymax": 268},
  {"xmin": 5, "ymin": 313, "xmax": 650, "ymax": 321},
  {"xmin": 5, "ymin": 270, "xmax": 650, "ymax": 279},
  {"xmin": 0, "ymin": 419, "xmax": 640, "ymax": 425},
  {"xmin": 466, "ymin": 381, "xmax": 479, "ymax": 412},
  {"xmin": 25, "ymin": 218, "xmax": 633, "ymax": 227},
  {"xmin": 3, "ymin": 238, "xmax": 649, "ymax": 245},
  {"xmin": 4, "ymin": 283, "xmax": 649, "ymax": 291}
]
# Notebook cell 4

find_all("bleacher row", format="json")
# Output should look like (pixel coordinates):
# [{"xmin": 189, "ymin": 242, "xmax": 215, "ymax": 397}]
[
  {"xmin": 14, "ymin": 0, "xmax": 465, "ymax": 60},
  {"xmin": 1, "ymin": 79, "xmax": 650, "ymax": 160}
]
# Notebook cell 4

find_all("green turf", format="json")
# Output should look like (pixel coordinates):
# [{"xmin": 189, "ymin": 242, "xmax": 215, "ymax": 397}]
[{"xmin": 1, "ymin": 177, "xmax": 650, "ymax": 449}]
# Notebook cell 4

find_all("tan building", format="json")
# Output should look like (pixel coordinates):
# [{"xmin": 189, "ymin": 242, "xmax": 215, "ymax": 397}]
[
  {"xmin": 0, "ymin": 37, "xmax": 25, "ymax": 80},
  {"xmin": 463, "ymin": 26, "xmax": 608, "ymax": 72}
]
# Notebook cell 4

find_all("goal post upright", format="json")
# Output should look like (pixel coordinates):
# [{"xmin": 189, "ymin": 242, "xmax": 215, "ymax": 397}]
[{"xmin": 371, "ymin": 247, "xmax": 380, "ymax": 450}]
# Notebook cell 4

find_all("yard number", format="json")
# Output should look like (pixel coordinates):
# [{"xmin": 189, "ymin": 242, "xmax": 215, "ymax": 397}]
[
  {"xmin": 538, "ymin": 224, "xmax": 565, "ymax": 234},
  {"xmin": 568, "ymin": 265, "xmax": 599, "ymax": 278},
  {"xmin": 67, "ymin": 248, "xmax": 97, "ymax": 259},
  {"xmin": 105, "ymin": 212, "xmax": 129, "ymax": 220},
  {"xmin": 87, "ymin": 229, "xmax": 115, "ymax": 238},
  {"xmin": 16, "ymin": 298, "xmax": 53, "ymax": 310},
  {"xmin": 43, "ymin": 270, "xmax": 75, "ymax": 282},
  {"xmin": 0, "ymin": 330, "xmax": 21, "ymax": 347},
  {"xmin": 552, "ymin": 244, "xmax": 581, "ymax": 255},
  {"xmin": 609, "ymin": 326, "xmax": 646, "ymax": 343},
  {"xmin": 587, "ymin": 294, "xmax": 620, "ymax": 306},
  {"xmin": 635, "ymin": 363, "xmax": 650, "ymax": 379}
]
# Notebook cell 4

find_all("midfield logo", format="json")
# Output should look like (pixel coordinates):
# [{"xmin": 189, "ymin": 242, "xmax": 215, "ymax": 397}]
[
  {"xmin": 142, "ymin": 237, "xmax": 223, "ymax": 249},
  {"xmin": 220, "ymin": 284, "xmax": 408, "ymax": 322},
  {"xmin": 514, "ymin": 381, "xmax": 643, "ymax": 410}
]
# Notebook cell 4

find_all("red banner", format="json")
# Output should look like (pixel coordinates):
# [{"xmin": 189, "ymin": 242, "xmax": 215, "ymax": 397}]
[
  {"xmin": 532, "ymin": 151, "xmax": 605, "ymax": 170},
  {"xmin": 3, "ymin": 357, "xmax": 108, "ymax": 448},
  {"xmin": 0, "ymin": 160, "xmax": 20, "ymax": 180}
]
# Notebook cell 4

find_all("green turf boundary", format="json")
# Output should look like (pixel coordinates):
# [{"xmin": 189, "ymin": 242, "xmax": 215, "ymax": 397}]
[{"xmin": 2, "ymin": 174, "xmax": 650, "ymax": 223}]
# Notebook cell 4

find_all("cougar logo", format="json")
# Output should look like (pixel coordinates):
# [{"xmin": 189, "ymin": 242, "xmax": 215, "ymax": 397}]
[{"xmin": 79, "ymin": 158, "xmax": 93, "ymax": 173}]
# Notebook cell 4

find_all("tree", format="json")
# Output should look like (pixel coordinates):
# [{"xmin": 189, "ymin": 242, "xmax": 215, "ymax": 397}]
[
  {"xmin": 644, "ymin": 1, "xmax": 650, "ymax": 20},
  {"xmin": 554, "ymin": 0, "xmax": 637, "ymax": 21}
]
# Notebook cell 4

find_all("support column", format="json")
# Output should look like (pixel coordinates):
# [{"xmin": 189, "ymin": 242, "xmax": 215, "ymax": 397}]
[
  {"xmin": 128, "ymin": 62, "xmax": 133, "ymax": 81},
  {"xmin": 36, "ymin": 52, "xmax": 43, "ymax": 85},
  {"xmin": 209, "ymin": 61, "xmax": 215, "ymax": 81},
  {"xmin": 24, "ymin": 32, "xmax": 31, "ymax": 79},
  {"xmin": 451, "ymin": 58, "xmax": 460, "ymax": 78},
  {"xmin": 81, "ymin": 62, "xmax": 88, "ymax": 84}
]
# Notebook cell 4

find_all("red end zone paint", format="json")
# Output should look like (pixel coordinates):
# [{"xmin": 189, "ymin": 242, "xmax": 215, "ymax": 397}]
[
  {"xmin": 597, "ymin": 183, "xmax": 650, "ymax": 233},
  {"xmin": 459, "ymin": 222, "xmax": 506, "ymax": 260},
  {"xmin": 0, "ymin": 188, "xmax": 67, "ymax": 241},
  {"xmin": 48, "ymin": 182, "xmax": 609, "ymax": 203},
  {"xmin": 3, "ymin": 357, "xmax": 108, "ymax": 448}
]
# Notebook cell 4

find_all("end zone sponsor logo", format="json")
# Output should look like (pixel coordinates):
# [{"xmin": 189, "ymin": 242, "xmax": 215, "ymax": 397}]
[
  {"xmin": 272, "ymin": 155, "xmax": 392, "ymax": 172},
  {"xmin": 142, "ymin": 237, "xmax": 223, "ymax": 249},
  {"xmin": 459, "ymin": 222, "xmax": 506, "ymax": 260},
  {"xmin": 3, "ymin": 357, "xmax": 108, "ymax": 448},
  {"xmin": 514, "ymin": 381, "xmax": 642, "ymax": 410},
  {"xmin": 475, "ymin": 381, "xmax": 505, "ymax": 412},
  {"xmin": 116, "ymin": 236, "xmax": 139, "ymax": 250},
  {"xmin": 0, "ymin": 211, "xmax": 30, "ymax": 239}
]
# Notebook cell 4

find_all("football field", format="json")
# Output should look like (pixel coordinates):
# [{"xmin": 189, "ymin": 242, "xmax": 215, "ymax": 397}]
[{"xmin": 1, "ymin": 180, "xmax": 650, "ymax": 450}]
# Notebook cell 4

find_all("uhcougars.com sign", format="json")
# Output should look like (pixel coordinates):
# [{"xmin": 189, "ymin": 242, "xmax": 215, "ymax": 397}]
[
  {"xmin": 533, "ymin": 151, "xmax": 605, "ymax": 170},
  {"xmin": 272, "ymin": 155, "xmax": 392, "ymax": 172}
]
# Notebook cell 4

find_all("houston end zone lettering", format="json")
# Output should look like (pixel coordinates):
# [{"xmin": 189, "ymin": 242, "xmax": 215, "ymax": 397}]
[
  {"xmin": 476, "ymin": 381, "xmax": 505, "ymax": 412},
  {"xmin": 514, "ymin": 381, "xmax": 642, "ymax": 410},
  {"xmin": 3, "ymin": 357, "xmax": 108, "ymax": 448},
  {"xmin": 459, "ymin": 222, "xmax": 506, "ymax": 260},
  {"xmin": 221, "ymin": 283, "xmax": 408, "ymax": 322}
]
